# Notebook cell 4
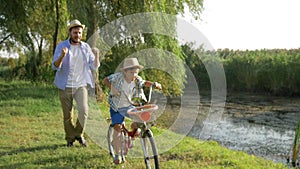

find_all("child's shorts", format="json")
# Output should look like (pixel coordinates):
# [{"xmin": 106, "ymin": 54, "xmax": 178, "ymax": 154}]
[{"xmin": 110, "ymin": 106, "xmax": 134, "ymax": 125}]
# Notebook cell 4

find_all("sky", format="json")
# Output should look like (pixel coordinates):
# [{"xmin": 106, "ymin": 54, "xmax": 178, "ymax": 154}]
[
  {"xmin": 191, "ymin": 0, "xmax": 300, "ymax": 50},
  {"xmin": 2, "ymin": 1, "xmax": 300, "ymax": 58}
]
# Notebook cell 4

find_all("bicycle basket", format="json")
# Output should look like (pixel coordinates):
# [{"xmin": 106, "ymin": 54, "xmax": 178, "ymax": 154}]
[{"xmin": 127, "ymin": 104, "xmax": 158, "ymax": 123}]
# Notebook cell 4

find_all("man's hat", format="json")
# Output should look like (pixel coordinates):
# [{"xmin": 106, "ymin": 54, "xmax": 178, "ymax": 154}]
[{"xmin": 67, "ymin": 19, "xmax": 85, "ymax": 31}]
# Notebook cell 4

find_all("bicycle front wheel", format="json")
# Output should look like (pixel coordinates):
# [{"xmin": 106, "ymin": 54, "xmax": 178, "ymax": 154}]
[{"xmin": 141, "ymin": 129, "xmax": 159, "ymax": 169}]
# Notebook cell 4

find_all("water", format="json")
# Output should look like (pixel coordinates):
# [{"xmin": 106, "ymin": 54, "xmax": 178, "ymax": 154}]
[
  {"xmin": 187, "ymin": 92, "xmax": 300, "ymax": 164},
  {"xmin": 196, "ymin": 119, "xmax": 294, "ymax": 163}
]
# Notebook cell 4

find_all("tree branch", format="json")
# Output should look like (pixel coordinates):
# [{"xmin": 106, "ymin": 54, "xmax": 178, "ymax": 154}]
[{"xmin": 0, "ymin": 33, "xmax": 13, "ymax": 44}]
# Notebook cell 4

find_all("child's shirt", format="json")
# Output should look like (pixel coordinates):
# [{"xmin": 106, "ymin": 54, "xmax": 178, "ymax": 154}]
[
  {"xmin": 118, "ymin": 80, "xmax": 135, "ymax": 107},
  {"xmin": 107, "ymin": 72, "xmax": 146, "ymax": 111}
]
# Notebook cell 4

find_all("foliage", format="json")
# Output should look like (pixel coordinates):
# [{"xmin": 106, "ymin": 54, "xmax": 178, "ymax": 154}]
[
  {"xmin": 183, "ymin": 47, "xmax": 300, "ymax": 96},
  {"xmin": 90, "ymin": 0, "xmax": 204, "ymax": 96},
  {"xmin": 0, "ymin": 0, "xmax": 204, "ymax": 96},
  {"xmin": 222, "ymin": 48, "xmax": 300, "ymax": 95},
  {"xmin": 182, "ymin": 43, "xmax": 213, "ymax": 90},
  {"xmin": 0, "ymin": 0, "xmax": 68, "ymax": 81}
]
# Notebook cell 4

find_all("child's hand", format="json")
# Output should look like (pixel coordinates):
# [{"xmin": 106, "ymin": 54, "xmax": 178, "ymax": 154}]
[{"xmin": 153, "ymin": 82, "xmax": 162, "ymax": 90}]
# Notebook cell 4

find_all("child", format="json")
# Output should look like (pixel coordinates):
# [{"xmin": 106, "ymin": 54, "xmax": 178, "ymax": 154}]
[{"xmin": 103, "ymin": 57, "xmax": 162, "ymax": 164}]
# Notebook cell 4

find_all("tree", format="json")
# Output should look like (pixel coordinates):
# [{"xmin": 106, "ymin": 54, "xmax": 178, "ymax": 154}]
[
  {"xmin": 0, "ymin": 0, "xmax": 204, "ymax": 96},
  {"xmin": 70, "ymin": 0, "xmax": 204, "ymax": 96},
  {"xmin": 0, "ymin": 0, "xmax": 68, "ymax": 81},
  {"xmin": 53, "ymin": 0, "xmax": 69, "ymax": 55}
]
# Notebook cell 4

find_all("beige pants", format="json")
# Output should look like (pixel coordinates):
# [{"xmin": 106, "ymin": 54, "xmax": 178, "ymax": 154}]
[{"xmin": 59, "ymin": 87, "xmax": 88, "ymax": 142}]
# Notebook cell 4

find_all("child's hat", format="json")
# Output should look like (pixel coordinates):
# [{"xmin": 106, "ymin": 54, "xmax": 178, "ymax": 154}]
[{"xmin": 122, "ymin": 58, "xmax": 144, "ymax": 70}]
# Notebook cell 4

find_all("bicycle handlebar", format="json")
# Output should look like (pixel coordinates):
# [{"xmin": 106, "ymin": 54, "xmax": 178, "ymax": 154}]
[{"xmin": 147, "ymin": 84, "xmax": 153, "ymax": 104}]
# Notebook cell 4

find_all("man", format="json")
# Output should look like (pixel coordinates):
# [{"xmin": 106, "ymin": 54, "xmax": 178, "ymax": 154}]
[{"xmin": 52, "ymin": 19, "xmax": 100, "ymax": 147}]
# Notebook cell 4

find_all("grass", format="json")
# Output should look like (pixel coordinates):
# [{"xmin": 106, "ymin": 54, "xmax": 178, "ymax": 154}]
[{"xmin": 0, "ymin": 80, "xmax": 289, "ymax": 169}]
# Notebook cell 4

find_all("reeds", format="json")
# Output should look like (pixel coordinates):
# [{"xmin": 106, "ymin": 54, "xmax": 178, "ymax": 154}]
[{"xmin": 292, "ymin": 118, "xmax": 300, "ymax": 167}]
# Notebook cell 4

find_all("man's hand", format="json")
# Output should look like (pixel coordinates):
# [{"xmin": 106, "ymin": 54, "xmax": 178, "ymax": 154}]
[
  {"xmin": 92, "ymin": 47, "xmax": 100, "ymax": 67},
  {"xmin": 62, "ymin": 47, "xmax": 68, "ymax": 57},
  {"xmin": 92, "ymin": 48, "xmax": 99, "ymax": 57}
]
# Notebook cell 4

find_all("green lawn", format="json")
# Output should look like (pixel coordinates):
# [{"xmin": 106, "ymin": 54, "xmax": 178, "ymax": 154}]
[{"xmin": 0, "ymin": 80, "xmax": 289, "ymax": 169}]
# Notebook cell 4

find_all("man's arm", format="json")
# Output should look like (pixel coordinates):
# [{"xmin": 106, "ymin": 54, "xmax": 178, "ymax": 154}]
[
  {"xmin": 92, "ymin": 47, "xmax": 100, "ymax": 68},
  {"xmin": 53, "ymin": 47, "xmax": 68, "ymax": 68}
]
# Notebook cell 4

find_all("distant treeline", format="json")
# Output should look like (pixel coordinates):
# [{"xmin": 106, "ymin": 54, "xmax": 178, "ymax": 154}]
[
  {"xmin": 184, "ymin": 47, "xmax": 300, "ymax": 96},
  {"xmin": 2, "ymin": 47, "xmax": 300, "ymax": 96}
]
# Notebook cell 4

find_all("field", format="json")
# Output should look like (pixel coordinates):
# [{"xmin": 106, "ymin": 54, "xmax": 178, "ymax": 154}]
[{"xmin": 0, "ymin": 80, "xmax": 288, "ymax": 169}]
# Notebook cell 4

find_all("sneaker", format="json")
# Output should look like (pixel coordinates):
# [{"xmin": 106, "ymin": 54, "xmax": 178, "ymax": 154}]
[
  {"xmin": 121, "ymin": 156, "xmax": 126, "ymax": 163},
  {"xmin": 67, "ymin": 141, "xmax": 74, "ymax": 147},
  {"xmin": 113, "ymin": 155, "xmax": 122, "ymax": 164},
  {"xmin": 75, "ymin": 136, "xmax": 87, "ymax": 147}
]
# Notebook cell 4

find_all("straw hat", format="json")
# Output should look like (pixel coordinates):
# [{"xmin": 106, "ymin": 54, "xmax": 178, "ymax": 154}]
[
  {"xmin": 67, "ymin": 19, "xmax": 85, "ymax": 31},
  {"xmin": 122, "ymin": 58, "xmax": 144, "ymax": 70}
]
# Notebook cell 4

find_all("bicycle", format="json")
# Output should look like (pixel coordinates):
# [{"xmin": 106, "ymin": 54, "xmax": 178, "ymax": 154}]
[{"xmin": 107, "ymin": 85, "xmax": 160, "ymax": 169}]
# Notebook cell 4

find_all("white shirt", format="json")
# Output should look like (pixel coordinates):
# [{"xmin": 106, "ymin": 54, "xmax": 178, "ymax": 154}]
[
  {"xmin": 66, "ymin": 45, "xmax": 86, "ymax": 88},
  {"xmin": 118, "ymin": 80, "xmax": 136, "ymax": 108}
]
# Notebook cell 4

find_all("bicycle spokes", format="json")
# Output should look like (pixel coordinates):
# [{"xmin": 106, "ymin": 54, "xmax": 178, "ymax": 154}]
[{"xmin": 141, "ymin": 131, "xmax": 159, "ymax": 169}]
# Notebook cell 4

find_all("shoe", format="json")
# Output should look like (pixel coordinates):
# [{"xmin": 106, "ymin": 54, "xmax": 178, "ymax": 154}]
[
  {"xmin": 67, "ymin": 141, "xmax": 74, "ymax": 147},
  {"xmin": 75, "ymin": 136, "xmax": 87, "ymax": 147},
  {"xmin": 113, "ymin": 155, "xmax": 122, "ymax": 164},
  {"xmin": 121, "ymin": 156, "xmax": 126, "ymax": 163}
]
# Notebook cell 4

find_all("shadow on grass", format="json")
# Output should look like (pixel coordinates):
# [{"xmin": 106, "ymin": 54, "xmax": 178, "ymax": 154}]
[
  {"xmin": 0, "ymin": 144, "xmax": 65, "ymax": 157},
  {"xmin": 2, "ymin": 156, "xmax": 107, "ymax": 169},
  {"xmin": 0, "ymin": 143, "xmax": 107, "ymax": 169}
]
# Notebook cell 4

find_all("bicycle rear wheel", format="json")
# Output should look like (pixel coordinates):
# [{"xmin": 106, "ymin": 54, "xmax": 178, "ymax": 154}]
[
  {"xmin": 107, "ymin": 125, "xmax": 115, "ymax": 158},
  {"xmin": 141, "ymin": 129, "xmax": 159, "ymax": 169}
]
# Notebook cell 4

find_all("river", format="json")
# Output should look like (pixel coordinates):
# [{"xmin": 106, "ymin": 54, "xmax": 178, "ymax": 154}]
[{"xmin": 186, "ymin": 92, "xmax": 300, "ymax": 165}]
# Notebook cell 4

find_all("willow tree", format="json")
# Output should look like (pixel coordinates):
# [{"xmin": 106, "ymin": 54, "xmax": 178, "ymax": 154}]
[
  {"xmin": 1, "ymin": 0, "xmax": 204, "ymax": 95},
  {"xmin": 67, "ymin": 0, "xmax": 203, "ymax": 96},
  {"xmin": 0, "ymin": 0, "xmax": 68, "ymax": 81}
]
